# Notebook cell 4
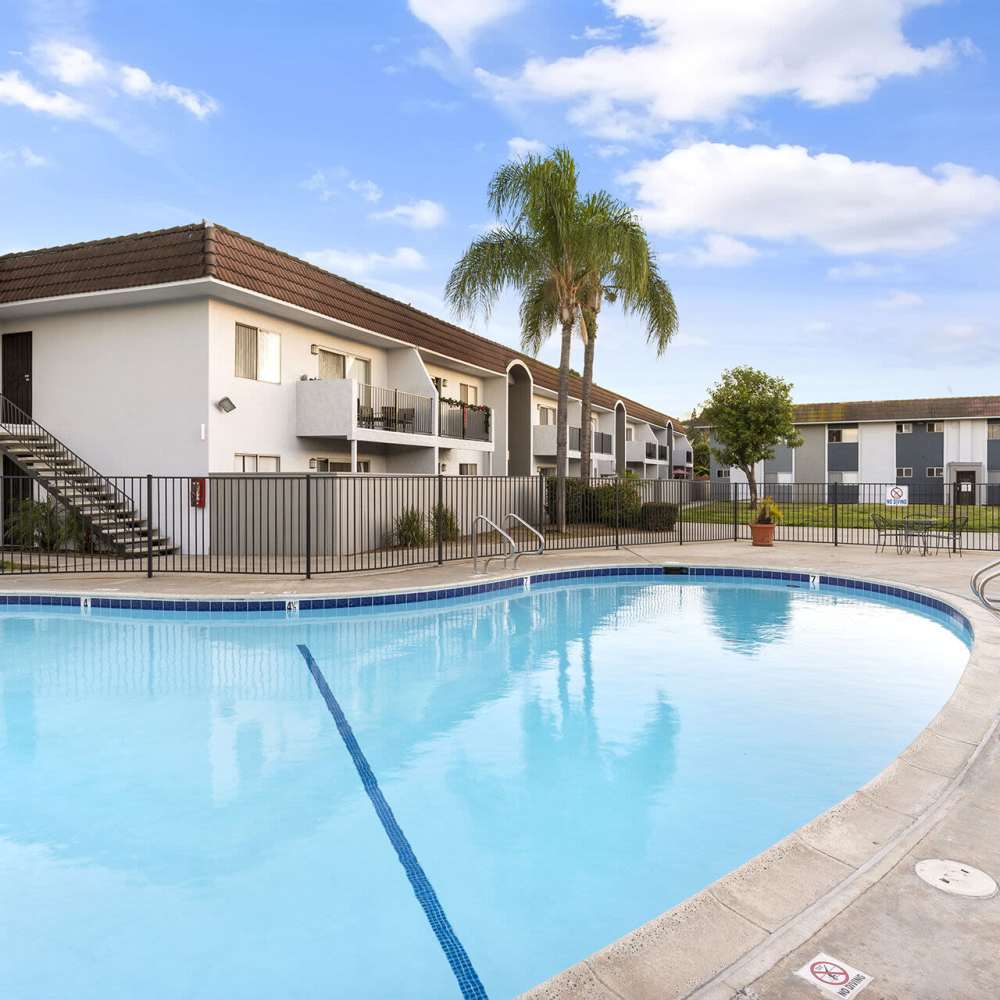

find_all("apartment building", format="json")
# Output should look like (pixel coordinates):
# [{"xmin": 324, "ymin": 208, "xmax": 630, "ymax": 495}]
[
  {"xmin": 707, "ymin": 395, "xmax": 1000, "ymax": 502},
  {"xmin": 0, "ymin": 223, "xmax": 691, "ymax": 486}
]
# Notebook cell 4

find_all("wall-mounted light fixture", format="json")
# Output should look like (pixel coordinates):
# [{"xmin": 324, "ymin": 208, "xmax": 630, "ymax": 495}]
[
  {"xmin": 216, "ymin": 397, "xmax": 236, "ymax": 413},
  {"xmin": 310, "ymin": 344, "xmax": 320, "ymax": 355},
  {"xmin": 309, "ymin": 458, "xmax": 317, "ymax": 470}
]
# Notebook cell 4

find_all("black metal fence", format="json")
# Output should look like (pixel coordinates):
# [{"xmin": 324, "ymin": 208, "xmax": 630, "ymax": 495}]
[
  {"xmin": 0, "ymin": 473, "xmax": 734, "ymax": 576},
  {"xmin": 726, "ymin": 481, "xmax": 1000, "ymax": 551}
]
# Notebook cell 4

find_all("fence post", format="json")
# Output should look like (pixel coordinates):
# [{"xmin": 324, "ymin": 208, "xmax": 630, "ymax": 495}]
[
  {"xmin": 678, "ymin": 478, "xmax": 684, "ymax": 545},
  {"xmin": 146, "ymin": 474, "xmax": 153, "ymax": 578},
  {"xmin": 305, "ymin": 473, "xmax": 312, "ymax": 579},
  {"xmin": 732, "ymin": 483, "xmax": 739, "ymax": 542},
  {"xmin": 614, "ymin": 475, "xmax": 621, "ymax": 550},
  {"xmin": 951, "ymin": 480, "xmax": 958, "ymax": 555},
  {"xmin": 436, "ymin": 472, "xmax": 444, "ymax": 565},
  {"xmin": 832, "ymin": 481, "xmax": 839, "ymax": 546},
  {"xmin": 537, "ymin": 472, "xmax": 545, "ymax": 533}
]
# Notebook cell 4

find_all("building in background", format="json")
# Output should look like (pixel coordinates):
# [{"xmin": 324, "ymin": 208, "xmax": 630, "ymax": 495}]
[{"xmin": 706, "ymin": 396, "xmax": 1000, "ymax": 503}]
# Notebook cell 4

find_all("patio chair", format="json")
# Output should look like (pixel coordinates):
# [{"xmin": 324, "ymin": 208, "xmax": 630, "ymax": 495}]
[
  {"xmin": 927, "ymin": 515, "xmax": 968, "ymax": 558},
  {"xmin": 871, "ymin": 512, "xmax": 907, "ymax": 554},
  {"xmin": 398, "ymin": 407, "xmax": 416, "ymax": 433},
  {"xmin": 357, "ymin": 404, "xmax": 376, "ymax": 429},
  {"xmin": 380, "ymin": 405, "xmax": 398, "ymax": 431}
]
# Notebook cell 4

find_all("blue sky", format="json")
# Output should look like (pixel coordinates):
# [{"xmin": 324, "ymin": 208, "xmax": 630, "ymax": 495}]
[{"xmin": 2, "ymin": 0, "xmax": 998, "ymax": 419}]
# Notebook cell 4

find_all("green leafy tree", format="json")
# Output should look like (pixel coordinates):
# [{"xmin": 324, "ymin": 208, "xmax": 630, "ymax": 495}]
[
  {"xmin": 701, "ymin": 367, "xmax": 802, "ymax": 506},
  {"xmin": 445, "ymin": 148, "xmax": 587, "ymax": 530}
]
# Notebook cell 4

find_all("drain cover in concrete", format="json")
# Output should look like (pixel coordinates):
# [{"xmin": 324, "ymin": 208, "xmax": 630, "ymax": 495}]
[{"xmin": 915, "ymin": 859, "xmax": 998, "ymax": 898}]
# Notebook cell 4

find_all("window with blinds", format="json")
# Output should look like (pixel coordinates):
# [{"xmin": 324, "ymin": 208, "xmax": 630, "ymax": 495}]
[{"xmin": 235, "ymin": 323, "xmax": 281, "ymax": 383}]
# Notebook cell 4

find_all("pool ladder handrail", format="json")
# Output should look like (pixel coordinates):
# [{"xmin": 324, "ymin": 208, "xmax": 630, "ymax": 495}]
[
  {"xmin": 472, "ymin": 513, "xmax": 546, "ymax": 573},
  {"xmin": 971, "ymin": 557, "xmax": 1000, "ymax": 614},
  {"xmin": 503, "ymin": 513, "xmax": 545, "ymax": 567},
  {"xmin": 472, "ymin": 515, "xmax": 517, "ymax": 573}
]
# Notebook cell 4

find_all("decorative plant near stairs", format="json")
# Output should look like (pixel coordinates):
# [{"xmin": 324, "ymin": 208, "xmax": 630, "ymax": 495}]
[{"xmin": 4, "ymin": 497, "xmax": 88, "ymax": 552}]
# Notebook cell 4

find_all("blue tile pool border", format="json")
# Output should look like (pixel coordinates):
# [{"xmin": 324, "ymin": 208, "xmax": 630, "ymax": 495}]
[
  {"xmin": 296, "ymin": 644, "xmax": 489, "ymax": 1000},
  {"xmin": 0, "ymin": 565, "xmax": 973, "ymax": 638}
]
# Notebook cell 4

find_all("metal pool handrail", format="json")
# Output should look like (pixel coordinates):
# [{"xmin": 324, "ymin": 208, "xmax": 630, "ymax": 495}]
[
  {"xmin": 971, "ymin": 557, "xmax": 1000, "ymax": 613},
  {"xmin": 503, "ymin": 513, "xmax": 544, "ymax": 568},
  {"xmin": 472, "ymin": 514, "xmax": 517, "ymax": 574}
]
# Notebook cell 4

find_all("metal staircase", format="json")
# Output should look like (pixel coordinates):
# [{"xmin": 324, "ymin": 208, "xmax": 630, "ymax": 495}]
[
  {"xmin": 971, "ymin": 558, "xmax": 1000, "ymax": 614},
  {"xmin": 0, "ymin": 394, "xmax": 176, "ymax": 558}
]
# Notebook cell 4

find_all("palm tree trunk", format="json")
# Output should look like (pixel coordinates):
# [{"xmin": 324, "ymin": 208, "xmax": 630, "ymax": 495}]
[
  {"xmin": 579, "ymin": 312, "xmax": 596, "ymax": 481},
  {"xmin": 556, "ymin": 315, "xmax": 574, "ymax": 532}
]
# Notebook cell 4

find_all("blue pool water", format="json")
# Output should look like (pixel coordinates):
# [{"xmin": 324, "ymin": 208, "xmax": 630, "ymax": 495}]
[{"xmin": 0, "ymin": 576, "xmax": 969, "ymax": 999}]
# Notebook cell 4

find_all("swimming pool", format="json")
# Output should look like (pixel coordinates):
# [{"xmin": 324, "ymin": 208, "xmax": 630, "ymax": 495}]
[{"xmin": 0, "ymin": 569, "xmax": 971, "ymax": 999}]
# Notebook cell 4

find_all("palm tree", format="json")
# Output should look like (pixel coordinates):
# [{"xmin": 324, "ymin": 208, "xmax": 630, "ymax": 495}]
[
  {"xmin": 445, "ymin": 148, "xmax": 589, "ymax": 530},
  {"xmin": 574, "ymin": 194, "xmax": 677, "ymax": 479}
]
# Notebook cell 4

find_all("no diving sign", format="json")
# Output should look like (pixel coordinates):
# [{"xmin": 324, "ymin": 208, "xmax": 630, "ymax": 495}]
[
  {"xmin": 795, "ymin": 953, "xmax": 873, "ymax": 997},
  {"xmin": 885, "ymin": 485, "xmax": 909, "ymax": 507}
]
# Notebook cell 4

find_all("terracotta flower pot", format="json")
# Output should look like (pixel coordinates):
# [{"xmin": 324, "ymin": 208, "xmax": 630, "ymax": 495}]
[{"xmin": 750, "ymin": 522, "xmax": 775, "ymax": 547}]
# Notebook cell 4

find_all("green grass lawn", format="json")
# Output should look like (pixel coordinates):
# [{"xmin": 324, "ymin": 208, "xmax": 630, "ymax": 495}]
[{"xmin": 680, "ymin": 501, "xmax": 1000, "ymax": 532}]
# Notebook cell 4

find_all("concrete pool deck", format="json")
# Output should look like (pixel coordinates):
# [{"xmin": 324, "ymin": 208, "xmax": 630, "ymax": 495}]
[{"xmin": 2, "ymin": 541, "xmax": 998, "ymax": 1000}]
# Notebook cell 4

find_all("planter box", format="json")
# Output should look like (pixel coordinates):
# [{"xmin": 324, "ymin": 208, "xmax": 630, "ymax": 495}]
[{"xmin": 750, "ymin": 523, "xmax": 775, "ymax": 547}]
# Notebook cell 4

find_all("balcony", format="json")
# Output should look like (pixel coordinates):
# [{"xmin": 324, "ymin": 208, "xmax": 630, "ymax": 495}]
[
  {"xmin": 439, "ymin": 399, "xmax": 491, "ymax": 442},
  {"xmin": 357, "ymin": 383, "xmax": 434, "ymax": 435},
  {"xmin": 646, "ymin": 442, "xmax": 658, "ymax": 460},
  {"xmin": 534, "ymin": 426, "xmax": 613, "ymax": 456}
]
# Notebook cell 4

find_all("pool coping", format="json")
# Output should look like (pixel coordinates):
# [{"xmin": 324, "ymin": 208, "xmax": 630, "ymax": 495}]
[{"xmin": 1, "ymin": 561, "xmax": 996, "ymax": 1000}]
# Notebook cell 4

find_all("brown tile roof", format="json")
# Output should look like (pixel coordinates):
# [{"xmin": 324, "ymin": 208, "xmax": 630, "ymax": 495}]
[
  {"xmin": 794, "ymin": 396, "xmax": 1000, "ymax": 424},
  {"xmin": 0, "ymin": 222, "xmax": 682, "ymax": 430}
]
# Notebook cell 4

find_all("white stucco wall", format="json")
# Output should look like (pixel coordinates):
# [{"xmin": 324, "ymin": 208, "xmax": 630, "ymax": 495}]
[
  {"xmin": 944, "ymin": 418, "xmax": 988, "ymax": 470},
  {"xmin": 859, "ymin": 421, "xmax": 895, "ymax": 483},
  {"xmin": 1, "ymin": 299, "xmax": 210, "ymax": 476}
]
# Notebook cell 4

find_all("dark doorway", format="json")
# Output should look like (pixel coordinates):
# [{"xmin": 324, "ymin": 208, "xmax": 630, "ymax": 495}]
[
  {"xmin": 2, "ymin": 331, "xmax": 32, "ymax": 417},
  {"xmin": 956, "ymin": 470, "xmax": 977, "ymax": 506},
  {"xmin": 2, "ymin": 331, "xmax": 33, "ymax": 544}
]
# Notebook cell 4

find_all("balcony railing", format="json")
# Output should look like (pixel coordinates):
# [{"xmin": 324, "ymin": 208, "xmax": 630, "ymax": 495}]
[
  {"xmin": 439, "ymin": 399, "xmax": 490, "ymax": 442},
  {"xmin": 645, "ymin": 442, "xmax": 657, "ymax": 460},
  {"xmin": 357, "ymin": 384, "xmax": 433, "ymax": 435}
]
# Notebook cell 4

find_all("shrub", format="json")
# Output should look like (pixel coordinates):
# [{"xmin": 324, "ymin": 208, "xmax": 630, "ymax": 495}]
[
  {"xmin": 593, "ymin": 478, "xmax": 641, "ymax": 526},
  {"xmin": 431, "ymin": 504, "xmax": 460, "ymax": 542},
  {"xmin": 544, "ymin": 476, "xmax": 597, "ymax": 525},
  {"xmin": 753, "ymin": 496, "xmax": 783, "ymax": 525},
  {"xmin": 393, "ymin": 507, "xmax": 429, "ymax": 547},
  {"xmin": 5, "ymin": 497, "xmax": 83, "ymax": 551},
  {"xmin": 639, "ymin": 501, "xmax": 678, "ymax": 531}
]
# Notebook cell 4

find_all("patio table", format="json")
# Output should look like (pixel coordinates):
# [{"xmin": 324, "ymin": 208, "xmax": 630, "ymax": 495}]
[{"xmin": 902, "ymin": 517, "xmax": 937, "ymax": 555}]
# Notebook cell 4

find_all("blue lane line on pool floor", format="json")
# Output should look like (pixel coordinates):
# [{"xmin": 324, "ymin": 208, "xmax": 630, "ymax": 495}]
[{"xmin": 296, "ymin": 644, "xmax": 489, "ymax": 1000}]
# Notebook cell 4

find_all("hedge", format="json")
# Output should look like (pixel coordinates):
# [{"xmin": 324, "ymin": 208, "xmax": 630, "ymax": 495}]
[{"xmin": 639, "ymin": 501, "xmax": 678, "ymax": 531}]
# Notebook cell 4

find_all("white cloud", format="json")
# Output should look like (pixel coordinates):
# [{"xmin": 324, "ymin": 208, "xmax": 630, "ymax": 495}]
[
  {"xmin": 594, "ymin": 144, "xmax": 628, "ymax": 158},
  {"xmin": 690, "ymin": 233, "xmax": 760, "ymax": 267},
  {"xmin": 372, "ymin": 198, "xmax": 447, "ymax": 229},
  {"xmin": 507, "ymin": 136, "xmax": 546, "ymax": 158},
  {"xmin": 408, "ymin": 0, "xmax": 522, "ymax": 55},
  {"xmin": 0, "ymin": 69, "xmax": 89, "ymax": 118},
  {"xmin": 804, "ymin": 320, "xmax": 833, "ymax": 334},
  {"xmin": 476, "ymin": 1, "xmax": 960, "ymax": 137},
  {"xmin": 303, "ymin": 246, "xmax": 427, "ymax": 278},
  {"xmin": 574, "ymin": 25, "xmax": 621, "ymax": 42},
  {"xmin": 621, "ymin": 142, "xmax": 1000, "ymax": 254},
  {"xmin": 119, "ymin": 65, "xmax": 218, "ymax": 118},
  {"xmin": 32, "ymin": 40, "xmax": 107, "ymax": 85},
  {"xmin": 0, "ymin": 145, "xmax": 48, "ymax": 167},
  {"xmin": 347, "ymin": 178, "xmax": 383, "ymax": 203},
  {"xmin": 940, "ymin": 322, "xmax": 979, "ymax": 340},
  {"xmin": 827, "ymin": 260, "xmax": 903, "ymax": 280},
  {"xmin": 876, "ymin": 289, "xmax": 924, "ymax": 308}
]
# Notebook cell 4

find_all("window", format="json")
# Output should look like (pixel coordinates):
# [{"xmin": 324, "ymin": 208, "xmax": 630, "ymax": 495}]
[
  {"xmin": 896, "ymin": 422, "xmax": 912, "ymax": 434},
  {"xmin": 828, "ymin": 426, "xmax": 858, "ymax": 443},
  {"xmin": 926, "ymin": 421, "xmax": 943, "ymax": 433},
  {"xmin": 234, "ymin": 453, "xmax": 280, "ymax": 473},
  {"xmin": 317, "ymin": 349, "xmax": 346, "ymax": 380},
  {"xmin": 927, "ymin": 466, "xmax": 944, "ymax": 478},
  {"xmin": 625, "ymin": 426, "xmax": 634, "ymax": 442},
  {"xmin": 459, "ymin": 383, "xmax": 478, "ymax": 405},
  {"xmin": 537, "ymin": 404, "xmax": 557, "ymax": 425},
  {"xmin": 716, "ymin": 468, "xmax": 730, "ymax": 479},
  {"xmin": 458, "ymin": 463, "xmax": 477, "ymax": 476},
  {"xmin": 313, "ymin": 458, "xmax": 370, "ymax": 473},
  {"xmin": 989, "ymin": 423, "xmax": 1000, "ymax": 441},
  {"xmin": 896, "ymin": 467, "xmax": 913, "ymax": 478},
  {"xmin": 235, "ymin": 323, "xmax": 281, "ymax": 383}
]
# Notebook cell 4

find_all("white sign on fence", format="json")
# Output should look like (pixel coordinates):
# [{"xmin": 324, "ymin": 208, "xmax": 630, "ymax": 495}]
[{"xmin": 885, "ymin": 485, "xmax": 909, "ymax": 507}]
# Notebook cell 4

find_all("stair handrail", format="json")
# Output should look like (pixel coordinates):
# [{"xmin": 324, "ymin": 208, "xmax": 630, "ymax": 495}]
[
  {"xmin": 971, "ymin": 557, "xmax": 1000, "ymax": 612},
  {"xmin": 502, "ymin": 512, "xmax": 544, "ymax": 567},
  {"xmin": 472, "ymin": 514, "xmax": 517, "ymax": 573},
  {"xmin": 0, "ymin": 392, "xmax": 136, "ymax": 515}
]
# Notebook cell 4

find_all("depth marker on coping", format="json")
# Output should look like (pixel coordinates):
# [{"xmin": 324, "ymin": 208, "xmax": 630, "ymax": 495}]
[{"xmin": 296, "ymin": 644, "xmax": 489, "ymax": 1000}]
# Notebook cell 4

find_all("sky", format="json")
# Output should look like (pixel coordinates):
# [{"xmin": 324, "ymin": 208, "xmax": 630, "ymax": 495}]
[{"xmin": 1, "ymin": 0, "xmax": 999, "ymax": 420}]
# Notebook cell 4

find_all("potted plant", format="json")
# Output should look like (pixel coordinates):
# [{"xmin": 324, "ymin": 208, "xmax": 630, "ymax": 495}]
[{"xmin": 750, "ymin": 496, "xmax": 782, "ymax": 546}]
